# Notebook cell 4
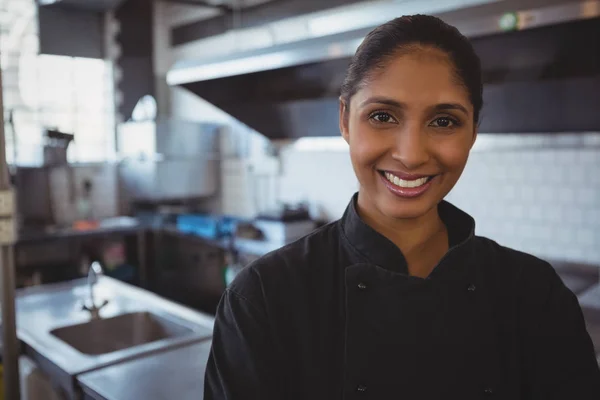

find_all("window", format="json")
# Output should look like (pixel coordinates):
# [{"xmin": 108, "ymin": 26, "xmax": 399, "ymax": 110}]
[{"xmin": 1, "ymin": 0, "xmax": 115, "ymax": 166}]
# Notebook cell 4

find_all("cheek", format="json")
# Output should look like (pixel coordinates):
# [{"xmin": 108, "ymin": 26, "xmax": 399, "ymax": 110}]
[
  {"xmin": 350, "ymin": 141, "xmax": 378, "ymax": 168},
  {"xmin": 348, "ymin": 119, "xmax": 387, "ymax": 167},
  {"xmin": 433, "ymin": 138, "xmax": 472, "ymax": 172}
]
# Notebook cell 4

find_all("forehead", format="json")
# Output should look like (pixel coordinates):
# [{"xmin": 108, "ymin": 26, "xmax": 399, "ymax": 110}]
[{"xmin": 352, "ymin": 48, "xmax": 472, "ymax": 111}]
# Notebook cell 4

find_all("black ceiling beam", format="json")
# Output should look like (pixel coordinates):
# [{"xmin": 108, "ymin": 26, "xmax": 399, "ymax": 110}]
[
  {"xmin": 162, "ymin": 0, "xmax": 232, "ymax": 12},
  {"xmin": 171, "ymin": 0, "xmax": 366, "ymax": 46}
]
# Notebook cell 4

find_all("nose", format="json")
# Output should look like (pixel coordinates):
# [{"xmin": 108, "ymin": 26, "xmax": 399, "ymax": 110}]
[{"xmin": 390, "ymin": 124, "xmax": 430, "ymax": 169}]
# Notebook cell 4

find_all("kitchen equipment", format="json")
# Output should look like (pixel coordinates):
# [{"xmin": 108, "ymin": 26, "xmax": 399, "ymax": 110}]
[
  {"xmin": 43, "ymin": 130, "xmax": 73, "ymax": 167},
  {"xmin": 117, "ymin": 120, "xmax": 220, "ymax": 204},
  {"xmin": 168, "ymin": 0, "xmax": 600, "ymax": 138},
  {"xmin": 176, "ymin": 214, "xmax": 239, "ymax": 240},
  {"xmin": 19, "ymin": 356, "xmax": 64, "ymax": 400},
  {"xmin": 177, "ymin": 214, "xmax": 222, "ymax": 239},
  {"xmin": 253, "ymin": 203, "xmax": 315, "ymax": 243},
  {"xmin": 14, "ymin": 167, "xmax": 53, "ymax": 229},
  {"xmin": 48, "ymin": 163, "xmax": 119, "ymax": 227},
  {"xmin": 50, "ymin": 312, "xmax": 193, "ymax": 355},
  {"xmin": 252, "ymin": 219, "xmax": 316, "ymax": 244},
  {"xmin": 81, "ymin": 262, "xmax": 108, "ymax": 320},
  {"xmin": 256, "ymin": 203, "xmax": 311, "ymax": 222},
  {"xmin": 16, "ymin": 276, "xmax": 214, "ymax": 398}
]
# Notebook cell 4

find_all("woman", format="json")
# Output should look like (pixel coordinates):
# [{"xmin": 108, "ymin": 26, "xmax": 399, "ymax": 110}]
[{"xmin": 205, "ymin": 15, "xmax": 600, "ymax": 399}]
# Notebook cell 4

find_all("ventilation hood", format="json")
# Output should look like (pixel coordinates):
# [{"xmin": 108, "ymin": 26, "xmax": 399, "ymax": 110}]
[{"xmin": 167, "ymin": 0, "xmax": 600, "ymax": 139}]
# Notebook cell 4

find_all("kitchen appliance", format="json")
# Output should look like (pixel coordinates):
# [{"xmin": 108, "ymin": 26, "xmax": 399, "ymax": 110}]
[
  {"xmin": 168, "ymin": 0, "xmax": 600, "ymax": 138},
  {"xmin": 43, "ymin": 130, "xmax": 73, "ymax": 167},
  {"xmin": 253, "ymin": 204, "xmax": 315, "ymax": 243},
  {"xmin": 176, "ymin": 214, "xmax": 239, "ymax": 240},
  {"xmin": 252, "ymin": 218, "xmax": 316, "ymax": 244},
  {"xmin": 117, "ymin": 120, "xmax": 221, "ymax": 206},
  {"xmin": 48, "ymin": 163, "xmax": 119, "ymax": 227}
]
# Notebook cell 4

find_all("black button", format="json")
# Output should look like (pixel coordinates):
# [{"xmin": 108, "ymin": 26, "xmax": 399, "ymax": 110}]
[
  {"xmin": 483, "ymin": 387, "xmax": 494, "ymax": 395},
  {"xmin": 357, "ymin": 282, "xmax": 367, "ymax": 290},
  {"xmin": 356, "ymin": 384, "xmax": 367, "ymax": 393},
  {"xmin": 467, "ymin": 284, "xmax": 476, "ymax": 292}
]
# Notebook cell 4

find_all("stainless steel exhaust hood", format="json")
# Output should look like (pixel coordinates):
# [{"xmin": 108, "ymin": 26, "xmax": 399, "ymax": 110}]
[{"xmin": 167, "ymin": 0, "xmax": 600, "ymax": 139}]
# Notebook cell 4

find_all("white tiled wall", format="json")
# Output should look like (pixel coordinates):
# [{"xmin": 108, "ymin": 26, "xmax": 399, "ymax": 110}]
[
  {"xmin": 277, "ymin": 146, "xmax": 358, "ymax": 221},
  {"xmin": 447, "ymin": 147, "xmax": 600, "ymax": 264},
  {"xmin": 49, "ymin": 164, "xmax": 119, "ymax": 226}
]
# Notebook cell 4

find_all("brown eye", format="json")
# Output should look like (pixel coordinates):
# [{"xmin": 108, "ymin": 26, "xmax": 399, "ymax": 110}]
[
  {"xmin": 430, "ymin": 116, "xmax": 459, "ymax": 128},
  {"xmin": 369, "ymin": 112, "xmax": 397, "ymax": 124}
]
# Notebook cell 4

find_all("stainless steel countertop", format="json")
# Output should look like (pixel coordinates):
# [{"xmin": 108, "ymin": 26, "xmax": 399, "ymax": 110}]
[
  {"xmin": 16, "ymin": 276, "xmax": 215, "ymax": 376},
  {"xmin": 18, "ymin": 217, "xmax": 143, "ymax": 244},
  {"xmin": 78, "ymin": 340, "xmax": 213, "ymax": 400},
  {"xmin": 160, "ymin": 225, "xmax": 287, "ymax": 256}
]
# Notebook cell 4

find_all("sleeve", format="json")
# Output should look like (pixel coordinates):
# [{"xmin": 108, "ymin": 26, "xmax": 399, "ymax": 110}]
[
  {"xmin": 204, "ymin": 282, "xmax": 284, "ymax": 399},
  {"xmin": 520, "ymin": 263, "xmax": 600, "ymax": 399}
]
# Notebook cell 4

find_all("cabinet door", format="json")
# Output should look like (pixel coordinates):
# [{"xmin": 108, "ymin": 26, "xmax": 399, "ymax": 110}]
[
  {"xmin": 154, "ymin": 233, "xmax": 225, "ymax": 313},
  {"xmin": 16, "ymin": 241, "xmax": 72, "ymax": 268}
]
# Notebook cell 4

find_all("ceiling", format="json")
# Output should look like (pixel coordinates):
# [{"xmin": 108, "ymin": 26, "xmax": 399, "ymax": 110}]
[
  {"xmin": 38, "ymin": 0, "xmax": 277, "ymax": 12},
  {"xmin": 176, "ymin": 0, "xmax": 277, "ymax": 7}
]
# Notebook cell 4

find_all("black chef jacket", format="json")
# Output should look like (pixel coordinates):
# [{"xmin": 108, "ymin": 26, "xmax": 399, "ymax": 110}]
[{"xmin": 205, "ymin": 194, "xmax": 600, "ymax": 399}]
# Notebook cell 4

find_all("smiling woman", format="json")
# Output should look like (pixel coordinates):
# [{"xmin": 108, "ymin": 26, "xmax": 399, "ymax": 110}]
[{"xmin": 204, "ymin": 15, "xmax": 600, "ymax": 400}]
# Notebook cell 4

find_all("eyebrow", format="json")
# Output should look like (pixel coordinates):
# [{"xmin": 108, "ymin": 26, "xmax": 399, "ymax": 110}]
[
  {"xmin": 434, "ymin": 103, "xmax": 469, "ymax": 115},
  {"xmin": 359, "ymin": 97, "xmax": 405, "ymax": 109},
  {"xmin": 359, "ymin": 97, "xmax": 470, "ymax": 116}
]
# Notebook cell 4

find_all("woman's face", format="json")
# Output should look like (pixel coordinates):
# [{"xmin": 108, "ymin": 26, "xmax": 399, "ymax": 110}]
[{"xmin": 340, "ymin": 47, "xmax": 477, "ymax": 221}]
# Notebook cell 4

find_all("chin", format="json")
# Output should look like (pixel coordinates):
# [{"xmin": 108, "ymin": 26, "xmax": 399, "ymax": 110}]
[{"xmin": 377, "ymin": 194, "xmax": 438, "ymax": 220}]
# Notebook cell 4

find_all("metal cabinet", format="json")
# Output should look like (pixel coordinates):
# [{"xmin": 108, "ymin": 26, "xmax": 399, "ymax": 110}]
[{"xmin": 151, "ymin": 230, "xmax": 225, "ymax": 315}]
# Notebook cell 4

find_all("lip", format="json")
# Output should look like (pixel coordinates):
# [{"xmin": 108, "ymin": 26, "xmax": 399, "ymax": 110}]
[{"xmin": 379, "ymin": 172, "xmax": 436, "ymax": 199}]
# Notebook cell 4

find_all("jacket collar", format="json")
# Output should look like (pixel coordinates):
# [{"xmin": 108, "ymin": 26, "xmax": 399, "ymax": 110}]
[{"xmin": 340, "ymin": 193, "xmax": 475, "ymax": 276}]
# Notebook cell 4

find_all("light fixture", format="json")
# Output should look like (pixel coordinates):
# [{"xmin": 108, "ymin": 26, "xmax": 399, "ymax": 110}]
[{"xmin": 38, "ymin": 0, "xmax": 62, "ymax": 5}]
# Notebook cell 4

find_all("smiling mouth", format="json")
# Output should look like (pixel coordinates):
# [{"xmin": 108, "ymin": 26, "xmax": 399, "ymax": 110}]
[{"xmin": 379, "ymin": 171, "xmax": 436, "ymax": 188}]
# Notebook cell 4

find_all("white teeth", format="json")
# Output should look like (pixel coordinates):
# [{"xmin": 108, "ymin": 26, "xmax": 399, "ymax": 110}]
[{"xmin": 384, "ymin": 172, "xmax": 429, "ymax": 188}]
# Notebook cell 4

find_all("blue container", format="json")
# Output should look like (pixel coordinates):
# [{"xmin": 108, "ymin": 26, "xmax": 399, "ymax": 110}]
[
  {"xmin": 220, "ymin": 216, "xmax": 238, "ymax": 237},
  {"xmin": 177, "ymin": 214, "xmax": 220, "ymax": 239},
  {"xmin": 177, "ymin": 214, "xmax": 241, "ymax": 239}
]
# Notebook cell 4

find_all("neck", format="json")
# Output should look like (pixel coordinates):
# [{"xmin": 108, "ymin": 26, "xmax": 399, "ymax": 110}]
[{"xmin": 357, "ymin": 191, "xmax": 448, "ymax": 276}]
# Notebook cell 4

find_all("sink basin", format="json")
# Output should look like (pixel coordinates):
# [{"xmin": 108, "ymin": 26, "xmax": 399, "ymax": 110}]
[{"xmin": 50, "ymin": 311, "xmax": 193, "ymax": 355}]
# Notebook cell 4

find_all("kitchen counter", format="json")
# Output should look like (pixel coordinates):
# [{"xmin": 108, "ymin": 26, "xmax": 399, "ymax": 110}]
[
  {"xmin": 551, "ymin": 260, "xmax": 599, "ymax": 296},
  {"xmin": 16, "ymin": 276, "xmax": 214, "ymax": 399},
  {"xmin": 16, "ymin": 216, "xmax": 150, "ymax": 285},
  {"xmin": 18, "ymin": 217, "xmax": 302, "ymax": 261},
  {"xmin": 78, "ymin": 340, "xmax": 212, "ymax": 400},
  {"xmin": 159, "ymin": 225, "xmax": 230, "ymax": 250},
  {"xmin": 159, "ymin": 225, "xmax": 293, "ymax": 259},
  {"xmin": 17, "ymin": 276, "xmax": 214, "ymax": 375},
  {"xmin": 17, "ymin": 217, "xmax": 142, "ymax": 244}
]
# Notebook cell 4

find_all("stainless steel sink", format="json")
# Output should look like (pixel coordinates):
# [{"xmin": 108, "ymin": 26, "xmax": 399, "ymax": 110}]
[
  {"xmin": 17, "ymin": 276, "xmax": 214, "ymax": 399},
  {"xmin": 50, "ymin": 311, "xmax": 193, "ymax": 355}
]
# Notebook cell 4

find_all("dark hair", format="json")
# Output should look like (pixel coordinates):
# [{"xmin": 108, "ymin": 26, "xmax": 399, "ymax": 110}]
[{"xmin": 340, "ymin": 15, "xmax": 483, "ymax": 123}]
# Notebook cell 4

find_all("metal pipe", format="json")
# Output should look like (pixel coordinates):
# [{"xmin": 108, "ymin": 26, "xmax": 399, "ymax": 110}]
[{"xmin": 0, "ymin": 60, "xmax": 21, "ymax": 400}]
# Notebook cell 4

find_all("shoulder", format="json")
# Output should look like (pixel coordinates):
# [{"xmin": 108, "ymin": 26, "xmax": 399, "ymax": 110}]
[
  {"xmin": 472, "ymin": 235, "xmax": 562, "ymax": 294},
  {"xmin": 227, "ymin": 221, "xmax": 342, "ymax": 305},
  {"xmin": 473, "ymin": 235, "xmax": 552, "ymax": 269}
]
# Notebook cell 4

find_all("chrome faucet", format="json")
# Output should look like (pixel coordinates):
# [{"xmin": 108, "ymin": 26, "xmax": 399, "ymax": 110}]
[{"xmin": 82, "ymin": 261, "xmax": 109, "ymax": 319}]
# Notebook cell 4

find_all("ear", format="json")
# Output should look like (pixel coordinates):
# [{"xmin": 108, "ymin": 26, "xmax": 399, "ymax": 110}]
[{"xmin": 339, "ymin": 97, "xmax": 350, "ymax": 143}]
